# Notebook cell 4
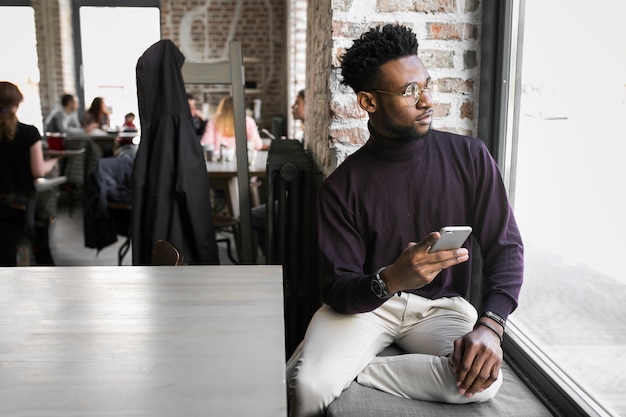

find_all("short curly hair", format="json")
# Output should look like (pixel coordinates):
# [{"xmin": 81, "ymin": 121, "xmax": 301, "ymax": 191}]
[{"xmin": 340, "ymin": 24, "xmax": 419, "ymax": 93}]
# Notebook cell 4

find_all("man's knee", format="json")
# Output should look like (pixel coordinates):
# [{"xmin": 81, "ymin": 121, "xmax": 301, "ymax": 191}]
[
  {"xmin": 289, "ymin": 360, "xmax": 348, "ymax": 417},
  {"xmin": 444, "ymin": 369, "xmax": 503, "ymax": 404}
]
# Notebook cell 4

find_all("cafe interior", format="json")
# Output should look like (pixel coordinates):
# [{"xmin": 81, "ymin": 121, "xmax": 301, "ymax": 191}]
[{"xmin": 3, "ymin": 1, "xmax": 609, "ymax": 417}]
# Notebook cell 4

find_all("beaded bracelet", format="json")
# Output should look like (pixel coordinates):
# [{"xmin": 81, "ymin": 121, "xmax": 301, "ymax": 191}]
[{"xmin": 475, "ymin": 321, "xmax": 503, "ymax": 342}]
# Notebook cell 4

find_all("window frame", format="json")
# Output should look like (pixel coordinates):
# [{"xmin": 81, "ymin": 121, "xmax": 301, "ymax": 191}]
[
  {"xmin": 0, "ymin": 0, "xmax": 32, "ymax": 6},
  {"xmin": 478, "ymin": 1, "xmax": 620, "ymax": 416}
]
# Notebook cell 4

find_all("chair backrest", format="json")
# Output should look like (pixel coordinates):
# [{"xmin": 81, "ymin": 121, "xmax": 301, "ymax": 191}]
[{"xmin": 151, "ymin": 239, "xmax": 183, "ymax": 266}]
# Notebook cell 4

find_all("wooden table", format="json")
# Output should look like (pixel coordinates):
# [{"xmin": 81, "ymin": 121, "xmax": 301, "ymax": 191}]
[
  {"xmin": 206, "ymin": 150, "xmax": 267, "ymax": 218},
  {"xmin": 0, "ymin": 265, "xmax": 287, "ymax": 416},
  {"xmin": 206, "ymin": 148, "xmax": 268, "ymax": 179}
]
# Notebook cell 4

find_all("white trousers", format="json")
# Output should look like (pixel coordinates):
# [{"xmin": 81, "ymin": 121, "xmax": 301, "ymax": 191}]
[{"xmin": 288, "ymin": 293, "xmax": 503, "ymax": 417}]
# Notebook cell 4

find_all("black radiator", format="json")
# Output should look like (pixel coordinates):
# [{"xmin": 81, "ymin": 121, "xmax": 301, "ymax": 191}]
[{"xmin": 266, "ymin": 139, "xmax": 320, "ymax": 358}]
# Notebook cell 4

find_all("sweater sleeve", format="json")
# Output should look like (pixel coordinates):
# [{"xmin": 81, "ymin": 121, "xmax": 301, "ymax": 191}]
[
  {"xmin": 471, "ymin": 144, "xmax": 524, "ymax": 321},
  {"xmin": 317, "ymin": 173, "xmax": 387, "ymax": 314}
]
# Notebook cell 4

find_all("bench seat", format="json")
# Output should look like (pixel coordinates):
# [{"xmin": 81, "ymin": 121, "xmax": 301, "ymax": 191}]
[{"xmin": 326, "ymin": 348, "xmax": 553, "ymax": 417}]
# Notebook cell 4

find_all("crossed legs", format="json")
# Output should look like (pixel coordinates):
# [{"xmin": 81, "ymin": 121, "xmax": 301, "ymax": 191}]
[{"xmin": 288, "ymin": 293, "xmax": 502, "ymax": 417}]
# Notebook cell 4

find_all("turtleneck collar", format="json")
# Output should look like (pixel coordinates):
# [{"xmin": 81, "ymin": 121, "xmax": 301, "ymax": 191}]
[{"xmin": 364, "ymin": 122, "xmax": 431, "ymax": 162}]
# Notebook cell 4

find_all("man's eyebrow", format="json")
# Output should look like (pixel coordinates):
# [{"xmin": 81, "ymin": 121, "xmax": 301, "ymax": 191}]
[{"xmin": 401, "ymin": 76, "xmax": 432, "ymax": 88}]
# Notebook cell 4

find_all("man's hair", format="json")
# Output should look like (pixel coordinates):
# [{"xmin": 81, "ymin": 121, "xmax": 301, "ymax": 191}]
[
  {"xmin": 340, "ymin": 24, "xmax": 419, "ymax": 93},
  {"xmin": 61, "ymin": 94, "xmax": 75, "ymax": 107}
]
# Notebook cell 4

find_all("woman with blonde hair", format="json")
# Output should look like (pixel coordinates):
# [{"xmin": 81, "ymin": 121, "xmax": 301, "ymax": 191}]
[
  {"xmin": 200, "ymin": 95, "xmax": 263, "ymax": 152},
  {"xmin": 0, "ymin": 81, "xmax": 59, "ymax": 265}
]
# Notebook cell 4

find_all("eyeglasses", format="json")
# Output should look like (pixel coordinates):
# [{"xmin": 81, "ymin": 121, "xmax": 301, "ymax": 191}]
[{"xmin": 371, "ymin": 80, "xmax": 434, "ymax": 106}]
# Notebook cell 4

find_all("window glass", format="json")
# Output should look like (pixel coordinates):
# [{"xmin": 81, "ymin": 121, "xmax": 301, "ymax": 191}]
[
  {"xmin": 79, "ymin": 6, "xmax": 160, "ymax": 129},
  {"xmin": 510, "ymin": 1, "xmax": 626, "ymax": 415},
  {"xmin": 0, "ymin": 6, "xmax": 42, "ymax": 132}
]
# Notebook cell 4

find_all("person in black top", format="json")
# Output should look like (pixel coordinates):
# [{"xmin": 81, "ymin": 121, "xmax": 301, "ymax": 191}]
[{"xmin": 0, "ymin": 81, "xmax": 60, "ymax": 265}]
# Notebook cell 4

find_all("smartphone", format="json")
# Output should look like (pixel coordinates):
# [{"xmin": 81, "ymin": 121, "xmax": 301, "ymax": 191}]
[{"xmin": 428, "ymin": 226, "xmax": 472, "ymax": 253}]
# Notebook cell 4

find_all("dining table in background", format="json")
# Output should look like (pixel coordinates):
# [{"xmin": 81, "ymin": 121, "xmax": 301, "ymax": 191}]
[
  {"xmin": 92, "ymin": 130, "xmax": 139, "ymax": 156},
  {"xmin": 0, "ymin": 265, "xmax": 287, "ymax": 417},
  {"xmin": 206, "ymin": 149, "xmax": 268, "ymax": 218}
]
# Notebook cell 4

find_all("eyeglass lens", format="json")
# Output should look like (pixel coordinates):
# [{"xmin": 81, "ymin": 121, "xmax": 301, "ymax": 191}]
[{"xmin": 406, "ymin": 82, "xmax": 428, "ymax": 105}]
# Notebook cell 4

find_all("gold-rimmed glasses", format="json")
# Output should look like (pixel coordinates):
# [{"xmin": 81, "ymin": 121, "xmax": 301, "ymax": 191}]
[{"xmin": 371, "ymin": 79, "xmax": 434, "ymax": 106}]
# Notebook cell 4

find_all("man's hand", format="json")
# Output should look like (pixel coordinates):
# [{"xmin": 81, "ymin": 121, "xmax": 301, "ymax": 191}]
[
  {"xmin": 452, "ymin": 320, "xmax": 503, "ymax": 398},
  {"xmin": 382, "ymin": 231, "xmax": 469, "ymax": 294}
]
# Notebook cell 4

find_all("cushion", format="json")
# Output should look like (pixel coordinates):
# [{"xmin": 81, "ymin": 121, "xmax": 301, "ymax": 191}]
[{"xmin": 326, "ymin": 359, "xmax": 553, "ymax": 417}]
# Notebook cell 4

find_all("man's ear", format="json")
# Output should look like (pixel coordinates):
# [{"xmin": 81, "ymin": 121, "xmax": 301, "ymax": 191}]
[{"xmin": 356, "ymin": 91, "xmax": 377, "ymax": 114}]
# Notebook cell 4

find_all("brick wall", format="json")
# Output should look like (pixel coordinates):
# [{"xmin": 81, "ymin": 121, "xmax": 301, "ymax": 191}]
[
  {"xmin": 160, "ymin": 0, "xmax": 288, "ymax": 130},
  {"xmin": 33, "ymin": 0, "xmax": 76, "ymax": 120},
  {"xmin": 306, "ymin": 0, "xmax": 483, "ymax": 177}
]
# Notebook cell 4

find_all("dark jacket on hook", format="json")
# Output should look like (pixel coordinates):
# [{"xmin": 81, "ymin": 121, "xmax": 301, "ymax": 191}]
[{"xmin": 132, "ymin": 39, "xmax": 219, "ymax": 265}]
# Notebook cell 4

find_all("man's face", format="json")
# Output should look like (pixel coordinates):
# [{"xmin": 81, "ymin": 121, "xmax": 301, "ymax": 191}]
[
  {"xmin": 68, "ymin": 97, "xmax": 78, "ymax": 112},
  {"xmin": 291, "ymin": 95, "xmax": 305, "ymax": 122},
  {"xmin": 367, "ymin": 55, "xmax": 434, "ymax": 140}
]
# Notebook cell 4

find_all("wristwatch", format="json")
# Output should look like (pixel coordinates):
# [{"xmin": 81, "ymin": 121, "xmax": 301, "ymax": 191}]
[{"xmin": 371, "ymin": 267, "xmax": 391, "ymax": 299}]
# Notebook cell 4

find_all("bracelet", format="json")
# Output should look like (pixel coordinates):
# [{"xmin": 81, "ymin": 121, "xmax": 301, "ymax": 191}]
[
  {"xmin": 475, "ymin": 321, "xmax": 503, "ymax": 342},
  {"xmin": 483, "ymin": 311, "xmax": 506, "ymax": 328}
]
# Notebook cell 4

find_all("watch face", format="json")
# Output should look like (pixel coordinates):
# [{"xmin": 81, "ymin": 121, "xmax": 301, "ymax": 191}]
[{"xmin": 371, "ymin": 277, "xmax": 385, "ymax": 298}]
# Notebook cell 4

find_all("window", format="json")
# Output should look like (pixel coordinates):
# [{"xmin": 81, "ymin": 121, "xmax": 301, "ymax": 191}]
[
  {"xmin": 501, "ymin": 1, "xmax": 626, "ymax": 415},
  {"xmin": 77, "ymin": 5, "xmax": 160, "ymax": 128},
  {"xmin": 0, "ymin": 5, "xmax": 42, "ymax": 132}
]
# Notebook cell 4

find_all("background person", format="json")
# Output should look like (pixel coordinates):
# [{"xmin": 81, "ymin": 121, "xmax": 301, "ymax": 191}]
[
  {"xmin": 0, "ymin": 81, "xmax": 60, "ymax": 265},
  {"xmin": 200, "ymin": 95, "xmax": 263, "ymax": 158},
  {"xmin": 44, "ymin": 93, "xmax": 82, "ymax": 135},
  {"xmin": 122, "ymin": 112, "xmax": 136, "ymax": 130},
  {"xmin": 187, "ymin": 93, "xmax": 207, "ymax": 141},
  {"xmin": 82, "ymin": 96, "xmax": 110, "ymax": 134},
  {"xmin": 288, "ymin": 24, "xmax": 524, "ymax": 416},
  {"xmin": 291, "ymin": 88, "xmax": 305, "ymax": 140}
]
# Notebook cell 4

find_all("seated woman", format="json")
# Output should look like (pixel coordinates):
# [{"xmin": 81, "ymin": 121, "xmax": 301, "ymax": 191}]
[
  {"xmin": 200, "ymin": 95, "xmax": 263, "ymax": 159},
  {"xmin": 82, "ymin": 96, "xmax": 111, "ymax": 135},
  {"xmin": 0, "ymin": 81, "xmax": 60, "ymax": 265}
]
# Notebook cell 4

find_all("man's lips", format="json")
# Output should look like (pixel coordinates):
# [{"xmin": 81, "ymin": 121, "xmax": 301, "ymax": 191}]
[{"xmin": 416, "ymin": 110, "xmax": 433, "ymax": 123}]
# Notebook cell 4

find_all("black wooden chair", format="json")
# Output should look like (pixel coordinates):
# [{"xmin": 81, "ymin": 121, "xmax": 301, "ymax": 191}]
[{"xmin": 151, "ymin": 239, "xmax": 183, "ymax": 266}]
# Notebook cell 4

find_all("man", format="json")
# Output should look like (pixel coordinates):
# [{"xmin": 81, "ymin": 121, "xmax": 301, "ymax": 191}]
[
  {"xmin": 288, "ymin": 24, "xmax": 524, "ymax": 416},
  {"xmin": 44, "ymin": 93, "xmax": 82, "ymax": 135},
  {"xmin": 187, "ymin": 93, "xmax": 207, "ymax": 141},
  {"xmin": 291, "ymin": 89, "xmax": 305, "ymax": 140}
]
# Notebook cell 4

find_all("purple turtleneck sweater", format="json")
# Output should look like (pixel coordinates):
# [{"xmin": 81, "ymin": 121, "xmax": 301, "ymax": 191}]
[{"xmin": 317, "ymin": 127, "xmax": 524, "ymax": 321}]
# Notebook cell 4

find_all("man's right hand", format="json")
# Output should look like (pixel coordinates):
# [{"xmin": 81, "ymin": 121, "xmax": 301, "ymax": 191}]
[{"xmin": 381, "ymin": 231, "xmax": 469, "ymax": 294}]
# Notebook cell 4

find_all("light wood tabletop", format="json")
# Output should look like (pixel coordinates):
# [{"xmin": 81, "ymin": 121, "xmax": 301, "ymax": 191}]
[{"xmin": 0, "ymin": 265, "xmax": 286, "ymax": 416}]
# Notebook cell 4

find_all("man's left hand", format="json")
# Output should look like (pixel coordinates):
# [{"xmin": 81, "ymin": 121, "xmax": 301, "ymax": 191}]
[{"xmin": 452, "ymin": 322, "xmax": 503, "ymax": 398}]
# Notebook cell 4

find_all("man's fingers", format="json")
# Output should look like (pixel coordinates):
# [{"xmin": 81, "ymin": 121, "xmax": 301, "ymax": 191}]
[{"xmin": 462, "ymin": 356, "xmax": 500, "ymax": 397}]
